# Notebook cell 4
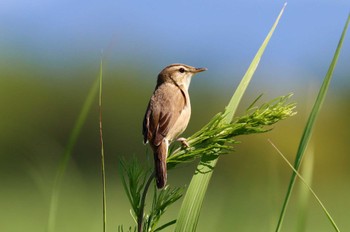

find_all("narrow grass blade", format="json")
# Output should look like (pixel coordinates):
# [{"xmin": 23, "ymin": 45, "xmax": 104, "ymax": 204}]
[
  {"xmin": 224, "ymin": 3, "xmax": 287, "ymax": 122},
  {"xmin": 154, "ymin": 220, "xmax": 177, "ymax": 232},
  {"xmin": 275, "ymin": 13, "xmax": 349, "ymax": 232},
  {"xmin": 269, "ymin": 140, "xmax": 340, "ymax": 232},
  {"xmin": 174, "ymin": 4, "xmax": 287, "ymax": 232},
  {"xmin": 47, "ymin": 68, "xmax": 100, "ymax": 232},
  {"xmin": 99, "ymin": 59, "xmax": 107, "ymax": 232}
]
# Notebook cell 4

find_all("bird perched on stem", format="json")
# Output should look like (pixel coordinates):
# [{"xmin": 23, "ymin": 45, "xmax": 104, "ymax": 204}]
[{"xmin": 143, "ymin": 63, "xmax": 207, "ymax": 189}]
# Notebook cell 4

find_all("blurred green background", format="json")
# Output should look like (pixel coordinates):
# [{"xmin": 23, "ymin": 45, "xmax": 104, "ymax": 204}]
[{"xmin": 1, "ymin": 1, "xmax": 350, "ymax": 232}]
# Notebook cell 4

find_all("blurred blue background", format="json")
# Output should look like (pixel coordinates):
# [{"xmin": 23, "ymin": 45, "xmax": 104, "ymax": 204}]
[{"xmin": 1, "ymin": 1, "xmax": 349, "ymax": 231}]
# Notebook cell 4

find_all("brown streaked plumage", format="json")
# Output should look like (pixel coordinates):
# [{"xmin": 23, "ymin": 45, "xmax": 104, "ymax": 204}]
[{"xmin": 143, "ymin": 63, "xmax": 207, "ymax": 188}]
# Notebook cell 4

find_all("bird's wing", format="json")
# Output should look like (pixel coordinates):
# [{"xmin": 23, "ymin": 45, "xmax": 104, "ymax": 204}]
[
  {"xmin": 143, "ymin": 83, "xmax": 186, "ymax": 146},
  {"xmin": 143, "ymin": 102, "xmax": 152, "ymax": 144}
]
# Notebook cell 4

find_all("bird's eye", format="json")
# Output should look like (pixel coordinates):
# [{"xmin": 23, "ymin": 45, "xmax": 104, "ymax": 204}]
[{"xmin": 179, "ymin": 68, "xmax": 185, "ymax": 73}]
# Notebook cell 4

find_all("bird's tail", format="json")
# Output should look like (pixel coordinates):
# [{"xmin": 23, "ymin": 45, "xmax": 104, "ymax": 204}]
[{"xmin": 154, "ymin": 140, "xmax": 168, "ymax": 189}]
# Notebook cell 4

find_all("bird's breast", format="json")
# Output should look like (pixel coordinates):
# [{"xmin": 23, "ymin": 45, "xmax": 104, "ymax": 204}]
[{"xmin": 166, "ymin": 93, "xmax": 191, "ymax": 141}]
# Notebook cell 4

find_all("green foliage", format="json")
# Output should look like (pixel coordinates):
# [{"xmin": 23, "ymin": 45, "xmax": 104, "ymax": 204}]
[
  {"xmin": 174, "ymin": 4, "xmax": 288, "ymax": 232},
  {"xmin": 145, "ymin": 185, "xmax": 183, "ymax": 232},
  {"xmin": 119, "ymin": 158, "xmax": 151, "ymax": 219},
  {"xmin": 275, "ymin": 13, "xmax": 349, "ymax": 232},
  {"xmin": 168, "ymin": 94, "xmax": 296, "ymax": 169},
  {"xmin": 119, "ymin": 158, "xmax": 183, "ymax": 232},
  {"xmin": 119, "ymin": 94, "xmax": 296, "ymax": 231}
]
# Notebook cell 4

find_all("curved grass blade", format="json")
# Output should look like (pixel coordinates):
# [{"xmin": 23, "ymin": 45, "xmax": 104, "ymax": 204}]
[
  {"xmin": 174, "ymin": 4, "xmax": 287, "ymax": 232},
  {"xmin": 47, "ymin": 67, "xmax": 100, "ymax": 232},
  {"xmin": 154, "ymin": 220, "xmax": 176, "ymax": 232},
  {"xmin": 275, "ymin": 13, "xmax": 349, "ymax": 232},
  {"xmin": 269, "ymin": 140, "xmax": 340, "ymax": 232}
]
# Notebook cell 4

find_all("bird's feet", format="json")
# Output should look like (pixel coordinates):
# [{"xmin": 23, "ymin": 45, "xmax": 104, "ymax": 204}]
[{"xmin": 177, "ymin": 137, "xmax": 189, "ymax": 148}]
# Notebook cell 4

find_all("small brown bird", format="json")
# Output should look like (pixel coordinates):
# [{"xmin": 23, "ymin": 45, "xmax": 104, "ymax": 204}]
[{"xmin": 143, "ymin": 63, "xmax": 207, "ymax": 188}]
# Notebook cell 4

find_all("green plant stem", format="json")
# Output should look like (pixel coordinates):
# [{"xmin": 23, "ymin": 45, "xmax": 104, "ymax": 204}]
[
  {"xmin": 99, "ymin": 59, "xmax": 107, "ymax": 232},
  {"xmin": 138, "ymin": 171, "xmax": 155, "ymax": 232}
]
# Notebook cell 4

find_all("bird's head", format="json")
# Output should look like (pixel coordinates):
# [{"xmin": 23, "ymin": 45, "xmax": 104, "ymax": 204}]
[{"xmin": 157, "ymin": 63, "xmax": 207, "ymax": 90}]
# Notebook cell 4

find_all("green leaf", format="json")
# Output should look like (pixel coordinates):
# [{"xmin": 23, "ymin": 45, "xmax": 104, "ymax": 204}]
[
  {"xmin": 47, "ymin": 65, "xmax": 100, "ymax": 232},
  {"xmin": 154, "ymin": 220, "xmax": 177, "ymax": 232},
  {"xmin": 174, "ymin": 3, "xmax": 288, "ymax": 232},
  {"xmin": 275, "ymin": 13, "xmax": 349, "ymax": 232},
  {"xmin": 119, "ymin": 158, "xmax": 150, "ymax": 217}
]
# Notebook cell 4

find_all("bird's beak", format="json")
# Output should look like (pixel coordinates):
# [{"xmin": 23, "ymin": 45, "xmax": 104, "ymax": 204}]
[{"xmin": 192, "ymin": 67, "xmax": 208, "ymax": 73}]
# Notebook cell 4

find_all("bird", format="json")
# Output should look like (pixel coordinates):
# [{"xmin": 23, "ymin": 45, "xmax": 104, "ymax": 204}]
[{"xmin": 142, "ymin": 63, "xmax": 207, "ymax": 189}]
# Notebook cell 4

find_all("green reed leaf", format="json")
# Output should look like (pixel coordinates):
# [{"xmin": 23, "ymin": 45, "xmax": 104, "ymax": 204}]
[{"xmin": 174, "ymin": 3, "xmax": 288, "ymax": 232}]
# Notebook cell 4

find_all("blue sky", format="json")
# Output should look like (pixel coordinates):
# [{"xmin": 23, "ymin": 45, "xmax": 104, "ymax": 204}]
[{"xmin": 1, "ymin": 1, "xmax": 349, "ymax": 87}]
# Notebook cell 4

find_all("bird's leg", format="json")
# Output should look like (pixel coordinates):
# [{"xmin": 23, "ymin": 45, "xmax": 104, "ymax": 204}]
[{"xmin": 177, "ymin": 137, "xmax": 189, "ymax": 148}]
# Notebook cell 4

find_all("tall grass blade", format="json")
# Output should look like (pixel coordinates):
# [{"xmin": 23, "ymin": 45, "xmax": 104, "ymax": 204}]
[
  {"xmin": 47, "ymin": 67, "xmax": 100, "ymax": 232},
  {"xmin": 99, "ymin": 59, "xmax": 107, "ymax": 232},
  {"xmin": 174, "ymin": 4, "xmax": 287, "ymax": 232},
  {"xmin": 275, "ymin": 13, "xmax": 349, "ymax": 232},
  {"xmin": 269, "ymin": 140, "xmax": 340, "ymax": 232}
]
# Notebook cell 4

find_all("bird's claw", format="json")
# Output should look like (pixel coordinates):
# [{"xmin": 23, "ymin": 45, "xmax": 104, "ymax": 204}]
[{"xmin": 177, "ymin": 137, "xmax": 189, "ymax": 148}]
